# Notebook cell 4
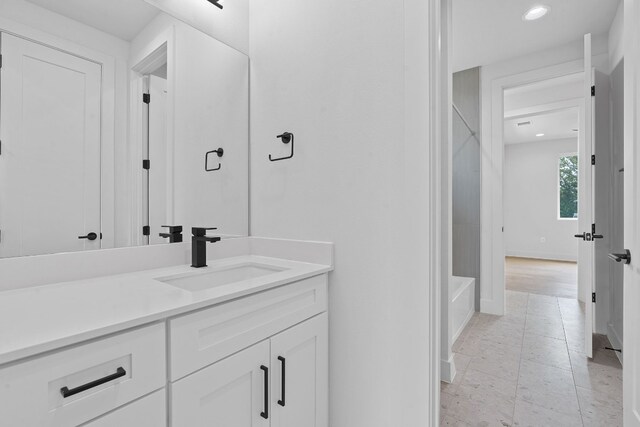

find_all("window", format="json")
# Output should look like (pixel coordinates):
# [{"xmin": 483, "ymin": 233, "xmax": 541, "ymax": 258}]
[{"xmin": 559, "ymin": 155, "xmax": 578, "ymax": 219}]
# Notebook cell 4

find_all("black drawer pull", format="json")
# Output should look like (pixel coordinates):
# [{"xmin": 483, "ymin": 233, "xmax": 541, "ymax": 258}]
[
  {"xmin": 277, "ymin": 356, "xmax": 286, "ymax": 407},
  {"xmin": 60, "ymin": 367, "xmax": 126, "ymax": 398},
  {"xmin": 260, "ymin": 365, "xmax": 269, "ymax": 419}
]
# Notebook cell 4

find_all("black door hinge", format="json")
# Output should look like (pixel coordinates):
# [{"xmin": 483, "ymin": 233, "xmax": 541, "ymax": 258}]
[
  {"xmin": 143, "ymin": 226, "xmax": 150, "ymax": 236},
  {"xmin": 591, "ymin": 85, "xmax": 595, "ymax": 97},
  {"xmin": 0, "ymin": 54, "xmax": 3, "ymax": 69},
  {"xmin": 591, "ymin": 155, "xmax": 596, "ymax": 165},
  {"xmin": 592, "ymin": 224, "xmax": 596, "ymax": 234},
  {"xmin": 143, "ymin": 93, "xmax": 151, "ymax": 104},
  {"xmin": 592, "ymin": 292, "xmax": 596, "ymax": 303},
  {"xmin": 143, "ymin": 159, "xmax": 150, "ymax": 170}
]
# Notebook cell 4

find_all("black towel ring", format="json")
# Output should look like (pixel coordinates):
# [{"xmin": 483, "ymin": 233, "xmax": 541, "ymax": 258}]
[
  {"xmin": 205, "ymin": 148, "xmax": 224, "ymax": 171},
  {"xmin": 269, "ymin": 132, "xmax": 294, "ymax": 162}
]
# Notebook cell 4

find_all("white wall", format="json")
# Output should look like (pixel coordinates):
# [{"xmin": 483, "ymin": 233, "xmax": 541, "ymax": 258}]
[
  {"xmin": 608, "ymin": 1, "xmax": 624, "ymax": 73},
  {"xmin": 504, "ymin": 138, "xmax": 579, "ymax": 261},
  {"xmin": 145, "ymin": 0, "xmax": 248, "ymax": 54},
  {"xmin": 249, "ymin": 0, "xmax": 435, "ymax": 425}
]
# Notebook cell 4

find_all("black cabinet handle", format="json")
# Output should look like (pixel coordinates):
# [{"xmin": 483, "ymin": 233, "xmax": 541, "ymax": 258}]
[
  {"xmin": 60, "ymin": 367, "xmax": 126, "ymax": 398},
  {"xmin": 78, "ymin": 232, "xmax": 98, "ymax": 241},
  {"xmin": 260, "ymin": 365, "xmax": 269, "ymax": 419},
  {"xmin": 278, "ymin": 356, "xmax": 286, "ymax": 407}
]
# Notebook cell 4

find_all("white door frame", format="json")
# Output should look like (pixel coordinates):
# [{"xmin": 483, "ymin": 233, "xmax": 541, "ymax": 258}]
[
  {"xmin": 0, "ymin": 16, "xmax": 116, "ymax": 249},
  {"xmin": 482, "ymin": 60, "xmax": 585, "ymax": 315},
  {"xmin": 623, "ymin": 0, "xmax": 640, "ymax": 424}
]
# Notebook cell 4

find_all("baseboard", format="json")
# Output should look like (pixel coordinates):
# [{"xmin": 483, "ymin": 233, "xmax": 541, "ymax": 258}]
[
  {"xmin": 607, "ymin": 323, "xmax": 624, "ymax": 365},
  {"xmin": 505, "ymin": 251, "xmax": 577, "ymax": 262},
  {"xmin": 480, "ymin": 298, "xmax": 504, "ymax": 316},
  {"xmin": 451, "ymin": 307, "xmax": 475, "ymax": 344},
  {"xmin": 440, "ymin": 354, "xmax": 457, "ymax": 384}
]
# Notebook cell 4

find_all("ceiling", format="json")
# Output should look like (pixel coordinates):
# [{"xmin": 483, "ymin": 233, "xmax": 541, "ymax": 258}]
[
  {"xmin": 26, "ymin": 0, "xmax": 160, "ymax": 41},
  {"xmin": 452, "ymin": 0, "xmax": 620, "ymax": 71},
  {"xmin": 504, "ymin": 107, "xmax": 579, "ymax": 145}
]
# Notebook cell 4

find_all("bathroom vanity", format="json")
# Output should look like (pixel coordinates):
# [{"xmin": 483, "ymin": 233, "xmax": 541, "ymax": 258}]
[{"xmin": 0, "ymin": 238, "xmax": 332, "ymax": 426}]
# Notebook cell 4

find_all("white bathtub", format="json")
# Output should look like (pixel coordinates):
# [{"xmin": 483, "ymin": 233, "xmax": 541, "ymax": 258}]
[{"xmin": 451, "ymin": 276, "xmax": 476, "ymax": 344}]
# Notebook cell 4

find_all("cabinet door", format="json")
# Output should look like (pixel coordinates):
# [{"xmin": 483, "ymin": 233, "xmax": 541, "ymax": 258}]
[
  {"xmin": 171, "ymin": 340, "xmax": 270, "ymax": 427},
  {"xmin": 271, "ymin": 313, "xmax": 328, "ymax": 427}
]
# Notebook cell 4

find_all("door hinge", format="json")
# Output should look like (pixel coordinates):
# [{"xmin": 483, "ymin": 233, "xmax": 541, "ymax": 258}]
[
  {"xmin": 592, "ymin": 224, "xmax": 596, "ymax": 234},
  {"xmin": 591, "ymin": 85, "xmax": 595, "ymax": 96},
  {"xmin": 0, "ymin": 54, "xmax": 3, "ymax": 69},
  {"xmin": 143, "ymin": 226, "xmax": 150, "ymax": 236},
  {"xmin": 143, "ymin": 159, "xmax": 150, "ymax": 170},
  {"xmin": 592, "ymin": 292, "xmax": 596, "ymax": 303},
  {"xmin": 591, "ymin": 155, "xmax": 596, "ymax": 165},
  {"xmin": 143, "ymin": 93, "xmax": 151, "ymax": 104}
]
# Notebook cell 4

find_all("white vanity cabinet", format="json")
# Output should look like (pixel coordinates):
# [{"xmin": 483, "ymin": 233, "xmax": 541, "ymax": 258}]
[
  {"xmin": 0, "ymin": 268, "xmax": 330, "ymax": 427},
  {"xmin": 0, "ymin": 323, "xmax": 166, "ymax": 427},
  {"xmin": 171, "ymin": 275, "xmax": 329, "ymax": 427}
]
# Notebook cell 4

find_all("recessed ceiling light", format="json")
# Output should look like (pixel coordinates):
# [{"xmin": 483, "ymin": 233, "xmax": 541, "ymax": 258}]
[
  {"xmin": 523, "ymin": 5, "xmax": 550, "ymax": 21},
  {"xmin": 536, "ymin": 133, "xmax": 545, "ymax": 137}
]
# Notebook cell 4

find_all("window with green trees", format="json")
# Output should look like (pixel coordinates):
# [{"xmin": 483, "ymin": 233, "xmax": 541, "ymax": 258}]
[{"xmin": 559, "ymin": 155, "xmax": 578, "ymax": 219}]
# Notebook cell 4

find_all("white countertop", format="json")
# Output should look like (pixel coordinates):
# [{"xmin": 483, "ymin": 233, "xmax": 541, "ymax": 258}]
[{"xmin": 0, "ymin": 255, "xmax": 331, "ymax": 366}]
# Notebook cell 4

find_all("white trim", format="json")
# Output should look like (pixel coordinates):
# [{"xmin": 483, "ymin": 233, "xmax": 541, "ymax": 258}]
[
  {"xmin": 440, "ymin": 355, "xmax": 457, "ymax": 384},
  {"xmin": 0, "ymin": 15, "xmax": 116, "ymax": 250},
  {"xmin": 482, "ymin": 60, "xmax": 585, "ymax": 315}
]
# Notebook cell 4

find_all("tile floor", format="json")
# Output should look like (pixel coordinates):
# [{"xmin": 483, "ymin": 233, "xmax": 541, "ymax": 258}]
[{"xmin": 440, "ymin": 291, "xmax": 623, "ymax": 426}]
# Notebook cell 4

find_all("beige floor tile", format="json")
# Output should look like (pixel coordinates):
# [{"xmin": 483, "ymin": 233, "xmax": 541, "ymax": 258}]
[
  {"xmin": 445, "ymin": 383, "xmax": 515, "ymax": 427},
  {"xmin": 460, "ymin": 368, "xmax": 518, "ymax": 399},
  {"xmin": 512, "ymin": 399, "xmax": 583, "ymax": 427},
  {"xmin": 521, "ymin": 332, "xmax": 572, "ymax": 371},
  {"xmin": 570, "ymin": 351, "xmax": 623, "ymax": 398},
  {"xmin": 467, "ymin": 351, "xmax": 521, "ymax": 381},
  {"xmin": 524, "ymin": 313, "xmax": 566, "ymax": 340},
  {"xmin": 577, "ymin": 386, "xmax": 623, "ymax": 427},
  {"xmin": 517, "ymin": 359, "xmax": 576, "ymax": 395},
  {"xmin": 440, "ymin": 415, "xmax": 473, "ymax": 426}
]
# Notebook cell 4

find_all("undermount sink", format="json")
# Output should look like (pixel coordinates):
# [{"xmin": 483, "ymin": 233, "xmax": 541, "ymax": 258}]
[{"xmin": 155, "ymin": 263, "xmax": 287, "ymax": 292}]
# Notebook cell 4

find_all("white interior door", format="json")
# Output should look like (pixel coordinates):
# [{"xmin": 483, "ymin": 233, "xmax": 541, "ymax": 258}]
[
  {"xmin": 148, "ymin": 74, "xmax": 169, "ymax": 245},
  {"xmin": 0, "ymin": 33, "xmax": 101, "ymax": 257},
  {"xmin": 623, "ymin": 0, "xmax": 640, "ymax": 424},
  {"xmin": 578, "ymin": 33, "xmax": 595, "ymax": 358}
]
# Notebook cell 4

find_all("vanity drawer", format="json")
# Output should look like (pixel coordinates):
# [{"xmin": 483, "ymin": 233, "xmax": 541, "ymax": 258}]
[
  {"xmin": 84, "ymin": 389, "xmax": 166, "ymax": 427},
  {"xmin": 0, "ymin": 323, "xmax": 166, "ymax": 427},
  {"xmin": 170, "ymin": 274, "xmax": 327, "ymax": 380}
]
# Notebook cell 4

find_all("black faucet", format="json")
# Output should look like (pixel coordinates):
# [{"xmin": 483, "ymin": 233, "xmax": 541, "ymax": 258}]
[
  {"xmin": 159, "ymin": 225, "xmax": 183, "ymax": 243},
  {"xmin": 191, "ymin": 227, "xmax": 221, "ymax": 268}
]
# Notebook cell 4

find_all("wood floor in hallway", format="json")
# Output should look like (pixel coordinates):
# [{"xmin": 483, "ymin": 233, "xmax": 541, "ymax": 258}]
[
  {"xmin": 440, "ymin": 291, "xmax": 623, "ymax": 426},
  {"xmin": 506, "ymin": 257, "xmax": 577, "ymax": 299}
]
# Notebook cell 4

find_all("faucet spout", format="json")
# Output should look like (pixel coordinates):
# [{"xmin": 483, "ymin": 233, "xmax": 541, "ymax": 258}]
[{"xmin": 191, "ymin": 227, "xmax": 220, "ymax": 268}]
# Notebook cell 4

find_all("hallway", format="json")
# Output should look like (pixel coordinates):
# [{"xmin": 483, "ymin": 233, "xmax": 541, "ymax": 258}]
[{"xmin": 440, "ymin": 291, "xmax": 622, "ymax": 426}]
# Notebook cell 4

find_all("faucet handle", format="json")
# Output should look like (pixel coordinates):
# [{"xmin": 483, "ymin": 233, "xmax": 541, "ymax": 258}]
[
  {"xmin": 161, "ymin": 225, "xmax": 183, "ymax": 234},
  {"xmin": 192, "ymin": 227, "xmax": 217, "ymax": 236}
]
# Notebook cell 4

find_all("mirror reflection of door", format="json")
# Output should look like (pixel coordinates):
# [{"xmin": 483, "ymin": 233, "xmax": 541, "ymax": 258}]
[
  {"xmin": 148, "ymin": 71, "xmax": 170, "ymax": 245},
  {"xmin": 0, "ymin": 33, "xmax": 102, "ymax": 257}
]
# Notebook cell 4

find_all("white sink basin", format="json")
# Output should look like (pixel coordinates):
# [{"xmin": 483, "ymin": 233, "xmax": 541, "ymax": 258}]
[{"xmin": 155, "ymin": 263, "xmax": 287, "ymax": 292}]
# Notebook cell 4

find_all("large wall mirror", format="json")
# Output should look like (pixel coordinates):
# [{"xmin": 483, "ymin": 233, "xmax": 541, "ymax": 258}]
[{"xmin": 0, "ymin": 0, "xmax": 249, "ymax": 258}]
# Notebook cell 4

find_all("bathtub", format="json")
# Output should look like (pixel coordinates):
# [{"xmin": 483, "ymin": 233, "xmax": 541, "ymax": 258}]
[{"xmin": 451, "ymin": 276, "xmax": 476, "ymax": 344}]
